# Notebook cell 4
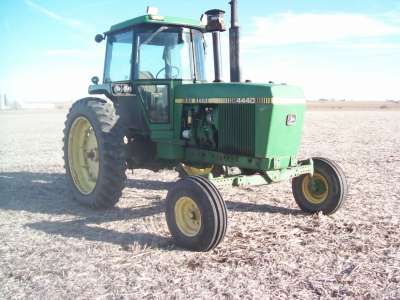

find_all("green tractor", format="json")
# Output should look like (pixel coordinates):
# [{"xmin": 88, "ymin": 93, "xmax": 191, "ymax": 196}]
[{"xmin": 63, "ymin": 2, "xmax": 347, "ymax": 251}]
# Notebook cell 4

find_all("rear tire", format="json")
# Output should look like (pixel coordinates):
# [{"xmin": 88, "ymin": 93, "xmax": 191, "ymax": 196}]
[
  {"xmin": 292, "ymin": 157, "xmax": 347, "ymax": 215},
  {"xmin": 63, "ymin": 97, "xmax": 126, "ymax": 208},
  {"xmin": 165, "ymin": 176, "xmax": 227, "ymax": 251}
]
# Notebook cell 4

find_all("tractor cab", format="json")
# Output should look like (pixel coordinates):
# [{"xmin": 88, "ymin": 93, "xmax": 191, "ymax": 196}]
[
  {"xmin": 104, "ymin": 25, "xmax": 206, "ymax": 83},
  {"xmin": 90, "ymin": 13, "xmax": 207, "ymax": 131}
]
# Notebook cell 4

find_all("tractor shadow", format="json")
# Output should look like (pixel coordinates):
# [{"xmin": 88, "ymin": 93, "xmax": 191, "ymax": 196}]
[
  {"xmin": 225, "ymin": 201, "xmax": 303, "ymax": 216},
  {"xmin": 0, "ymin": 172, "xmax": 303, "ymax": 249},
  {"xmin": 125, "ymin": 178, "xmax": 302, "ymax": 216},
  {"xmin": 126, "ymin": 178, "xmax": 173, "ymax": 190},
  {"xmin": 0, "ymin": 172, "xmax": 171, "ymax": 250}
]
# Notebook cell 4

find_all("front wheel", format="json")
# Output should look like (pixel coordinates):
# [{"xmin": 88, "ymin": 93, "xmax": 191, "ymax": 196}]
[
  {"xmin": 292, "ymin": 157, "xmax": 348, "ymax": 215},
  {"xmin": 165, "ymin": 176, "xmax": 227, "ymax": 251}
]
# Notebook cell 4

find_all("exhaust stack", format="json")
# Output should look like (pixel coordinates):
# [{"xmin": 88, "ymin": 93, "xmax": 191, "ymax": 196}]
[{"xmin": 229, "ymin": 0, "xmax": 241, "ymax": 82}]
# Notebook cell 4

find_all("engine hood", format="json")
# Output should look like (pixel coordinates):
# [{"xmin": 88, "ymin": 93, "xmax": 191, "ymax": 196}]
[{"xmin": 174, "ymin": 82, "xmax": 305, "ymax": 104}]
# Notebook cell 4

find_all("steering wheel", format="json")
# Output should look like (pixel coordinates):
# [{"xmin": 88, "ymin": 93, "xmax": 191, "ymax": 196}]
[{"xmin": 156, "ymin": 66, "xmax": 180, "ymax": 79}]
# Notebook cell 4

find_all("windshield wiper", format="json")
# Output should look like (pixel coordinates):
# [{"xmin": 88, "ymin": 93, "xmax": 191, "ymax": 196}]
[{"xmin": 142, "ymin": 26, "xmax": 168, "ymax": 45}]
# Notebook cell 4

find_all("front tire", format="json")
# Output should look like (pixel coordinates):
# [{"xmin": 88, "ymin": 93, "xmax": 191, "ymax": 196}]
[
  {"xmin": 292, "ymin": 157, "xmax": 347, "ymax": 215},
  {"xmin": 166, "ymin": 176, "xmax": 227, "ymax": 251},
  {"xmin": 63, "ymin": 98, "xmax": 126, "ymax": 208}
]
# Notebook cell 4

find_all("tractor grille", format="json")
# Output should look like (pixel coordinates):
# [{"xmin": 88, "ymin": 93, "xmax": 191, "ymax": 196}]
[{"xmin": 218, "ymin": 104, "xmax": 255, "ymax": 156}]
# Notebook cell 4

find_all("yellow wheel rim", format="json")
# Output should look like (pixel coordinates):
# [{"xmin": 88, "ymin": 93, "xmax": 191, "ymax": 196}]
[
  {"xmin": 301, "ymin": 172, "xmax": 329, "ymax": 204},
  {"xmin": 181, "ymin": 163, "xmax": 213, "ymax": 176},
  {"xmin": 68, "ymin": 116, "xmax": 99, "ymax": 195},
  {"xmin": 174, "ymin": 196, "xmax": 202, "ymax": 237}
]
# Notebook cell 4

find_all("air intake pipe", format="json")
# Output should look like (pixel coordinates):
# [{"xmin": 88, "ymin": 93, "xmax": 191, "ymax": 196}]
[
  {"xmin": 229, "ymin": 0, "xmax": 241, "ymax": 82},
  {"xmin": 204, "ymin": 9, "xmax": 226, "ymax": 82}
]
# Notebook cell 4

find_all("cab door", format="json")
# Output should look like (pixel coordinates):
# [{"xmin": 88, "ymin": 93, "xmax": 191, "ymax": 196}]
[
  {"xmin": 103, "ymin": 29, "xmax": 149, "ymax": 134},
  {"xmin": 131, "ymin": 26, "xmax": 194, "ymax": 140}
]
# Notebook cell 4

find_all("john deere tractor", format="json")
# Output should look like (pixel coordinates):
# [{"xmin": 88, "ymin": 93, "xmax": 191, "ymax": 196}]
[{"xmin": 63, "ymin": 1, "xmax": 347, "ymax": 251}]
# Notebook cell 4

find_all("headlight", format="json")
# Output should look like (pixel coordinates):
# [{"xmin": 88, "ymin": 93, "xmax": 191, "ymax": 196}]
[
  {"xmin": 112, "ymin": 83, "xmax": 132, "ymax": 95},
  {"xmin": 113, "ymin": 84, "xmax": 122, "ymax": 94},
  {"xmin": 286, "ymin": 114, "xmax": 297, "ymax": 126},
  {"xmin": 123, "ymin": 85, "xmax": 132, "ymax": 94}
]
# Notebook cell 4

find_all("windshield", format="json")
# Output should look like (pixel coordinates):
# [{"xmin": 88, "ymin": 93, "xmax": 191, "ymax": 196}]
[
  {"xmin": 104, "ymin": 26, "xmax": 206, "ymax": 82},
  {"xmin": 136, "ymin": 27, "xmax": 205, "ymax": 81}
]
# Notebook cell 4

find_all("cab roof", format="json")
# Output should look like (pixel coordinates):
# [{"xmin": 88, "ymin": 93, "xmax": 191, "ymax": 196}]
[{"xmin": 107, "ymin": 14, "xmax": 205, "ymax": 34}]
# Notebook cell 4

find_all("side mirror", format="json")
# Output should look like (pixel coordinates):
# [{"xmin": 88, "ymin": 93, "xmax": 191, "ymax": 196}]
[
  {"xmin": 91, "ymin": 76, "xmax": 99, "ymax": 85},
  {"xmin": 95, "ymin": 34, "xmax": 105, "ymax": 43}
]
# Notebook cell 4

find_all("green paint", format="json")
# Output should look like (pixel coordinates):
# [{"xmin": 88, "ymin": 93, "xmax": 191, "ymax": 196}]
[
  {"xmin": 209, "ymin": 159, "xmax": 313, "ymax": 188},
  {"xmin": 89, "ymin": 14, "xmax": 312, "ymax": 187},
  {"xmin": 173, "ymin": 81, "xmax": 306, "ymax": 171},
  {"xmin": 156, "ymin": 142, "xmax": 184, "ymax": 160},
  {"xmin": 255, "ymin": 104, "xmax": 305, "ymax": 160}
]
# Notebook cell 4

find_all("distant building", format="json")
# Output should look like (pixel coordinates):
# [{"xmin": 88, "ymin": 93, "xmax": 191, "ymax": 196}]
[
  {"xmin": 0, "ymin": 94, "xmax": 60, "ymax": 110},
  {"xmin": 0, "ymin": 94, "xmax": 11, "ymax": 110},
  {"xmin": 19, "ymin": 102, "xmax": 56, "ymax": 109},
  {"xmin": 0, "ymin": 94, "xmax": 21, "ymax": 110},
  {"xmin": 4, "ymin": 94, "xmax": 9, "ymax": 108}
]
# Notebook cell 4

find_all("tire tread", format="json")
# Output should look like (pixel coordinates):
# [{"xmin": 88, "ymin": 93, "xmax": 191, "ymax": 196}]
[{"xmin": 63, "ymin": 97, "xmax": 126, "ymax": 208}]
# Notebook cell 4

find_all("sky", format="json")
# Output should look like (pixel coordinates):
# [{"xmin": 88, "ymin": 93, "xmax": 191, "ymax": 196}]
[{"xmin": 0, "ymin": 0, "xmax": 399, "ymax": 102}]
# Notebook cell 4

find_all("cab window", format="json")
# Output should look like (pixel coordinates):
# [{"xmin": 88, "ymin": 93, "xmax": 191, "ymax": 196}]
[
  {"xmin": 135, "ymin": 27, "xmax": 194, "ymax": 80},
  {"xmin": 137, "ymin": 84, "xmax": 169, "ymax": 123},
  {"xmin": 104, "ymin": 31, "xmax": 133, "ymax": 82}
]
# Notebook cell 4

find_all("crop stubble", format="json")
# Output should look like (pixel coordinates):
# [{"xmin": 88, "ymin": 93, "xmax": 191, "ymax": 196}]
[{"xmin": 0, "ymin": 109, "xmax": 399, "ymax": 299}]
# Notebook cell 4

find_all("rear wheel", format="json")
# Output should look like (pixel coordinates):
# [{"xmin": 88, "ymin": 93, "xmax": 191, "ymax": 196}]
[
  {"xmin": 165, "ymin": 176, "xmax": 227, "ymax": 251},
  {"xmin": 63, "ymin": 98, "xmax": 126, "ymax": 208},
  {"xmin": 292, "ymin": 157, "xmax": 347, "ymax": 215}
]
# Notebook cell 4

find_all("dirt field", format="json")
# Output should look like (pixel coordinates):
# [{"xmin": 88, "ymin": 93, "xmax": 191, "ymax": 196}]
[
  {"xmin": 0, "ymin": 108, "xmax": 399, "ymax": 299},
  {"xmin": 306, "ymin": 100, "xmax": 400, "ymax": 111}
]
